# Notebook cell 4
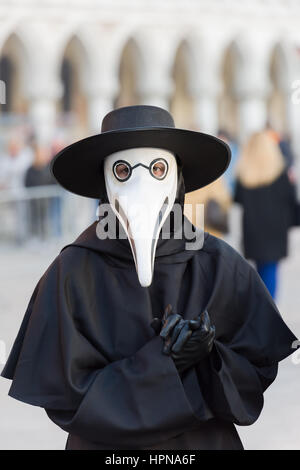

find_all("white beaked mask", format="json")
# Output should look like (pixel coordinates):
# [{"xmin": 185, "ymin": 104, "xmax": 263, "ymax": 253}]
[{"xmin": 104, "ymin": 147, "xmax": 178, "ymax": 287}]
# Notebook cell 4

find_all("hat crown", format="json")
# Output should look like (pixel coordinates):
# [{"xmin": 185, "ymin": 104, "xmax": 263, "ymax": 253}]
[{"xmin": 101, "ymin": 105, "xmax": 175, "ymax": 133}]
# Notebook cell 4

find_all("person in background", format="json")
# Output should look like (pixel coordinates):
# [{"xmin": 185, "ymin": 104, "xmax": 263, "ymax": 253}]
[
  {"xmin": 0, "ymin": 136, "xmax": 33, "ymax": 242},
  {"xmin": 0, "ymin": 137, "xmax": 33, "ymax": 191},
  {"xmin": 185, "ymin": 177, "xmax": 231, "ymax": 239},
  {"xmin": 217, "ymin": 129, "xmax": 239, "ymax": 196},
  {"xmin": 47, "ymin": 136, "xmax": 67, "ymax": 237},
  {"xmin": 265, "ymin": 123, "xmax": 295, "ymax": 171},
  {"xmin": 279, "ymin": 132, "xmax": 295, "ymax": 170},
  {"xmin": 234, "ymin": 130, "xmax": 298, "ymax": 300},
  {"xmin": 25, "ymin": 144, "xmax": 52, "ymax": 240}
]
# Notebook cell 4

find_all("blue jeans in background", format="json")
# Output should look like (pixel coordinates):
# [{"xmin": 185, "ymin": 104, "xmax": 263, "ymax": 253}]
[{"xmin": 256, "ymin": 261, "xmax": 278, "ymax": 300}]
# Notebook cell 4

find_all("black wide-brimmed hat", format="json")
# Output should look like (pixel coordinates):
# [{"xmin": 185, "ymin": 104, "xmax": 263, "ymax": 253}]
[{"xmin": 51, "ymin": 105, "xmax": 230, "ymax": 198}]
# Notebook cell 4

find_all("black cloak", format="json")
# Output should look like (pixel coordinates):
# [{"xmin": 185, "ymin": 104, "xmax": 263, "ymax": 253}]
[
  {"xmin": 1, "ymin": 217, "xmax": 297, "ymax": 450},
  {"xmin": 234, "ymin": 171, "xmax": 297, "ymax": 262}
]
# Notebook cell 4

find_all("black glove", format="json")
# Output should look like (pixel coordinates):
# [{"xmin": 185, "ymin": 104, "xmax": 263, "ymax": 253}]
[
  {"xmin": 159, "ymin": 305, "xmax": 192, "ymax": 355},
  {"xmin": 152, "ymin": 305, "xmax": 215, "ymax": 374},
  {"xmin": 170, "ymin": 311, "xmax": 215, "ymax": 374},
  {"xmin": 151, "ymin": 305, "xmax": 190, "ymax": 351}
]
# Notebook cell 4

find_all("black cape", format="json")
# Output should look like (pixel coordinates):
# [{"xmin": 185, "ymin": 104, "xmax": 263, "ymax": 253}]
[{"xmin": 1, "ymin": 218, "xmax": 297, "ymax": 450}]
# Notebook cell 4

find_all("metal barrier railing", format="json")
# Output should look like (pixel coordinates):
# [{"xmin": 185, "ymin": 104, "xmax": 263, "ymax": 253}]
[
  {"xmin": 0, "ymin": 185, "xmax": 97, "ymax": 243},
  {"xmin": 0, "ymin": 185, "xmax": 64, "ymax": 202}
]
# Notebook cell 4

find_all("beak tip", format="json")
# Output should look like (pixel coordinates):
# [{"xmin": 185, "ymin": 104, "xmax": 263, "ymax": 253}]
[
  {"xmin": 138, "ymin": 273, "xmax": 153, "ymax": 288},
  {"xmin": 139, "ymin": 279, "xmax": 152, "ymax": 288}
]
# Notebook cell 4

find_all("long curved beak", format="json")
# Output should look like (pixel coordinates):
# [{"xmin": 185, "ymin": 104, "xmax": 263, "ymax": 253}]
[{"xmin": 113, "ymin": 195, "xmax": 169, "ymax": 287}]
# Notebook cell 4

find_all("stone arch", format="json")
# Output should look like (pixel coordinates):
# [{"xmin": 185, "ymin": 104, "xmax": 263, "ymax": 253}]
[
  {"xmin": 267, "ymin": 42, "xmax": 289, "ymax": 134},
  {"xmin": 58, "ymin": 34, "xmax": 90, "ymax": 134},
  {"xmin": 114, "ymin": 37, "xmax": 144, "ymax": 108},
  {"xmin": 218, "ymin": 40, "xmax": 243, "ymax": 139},
  {"xmin": 170, "ymin": 39, "xmax": 195, "ymax": 128},
  {"xmin": 0, "ymin": 32, "xmax": 30, "ymax": 118}
]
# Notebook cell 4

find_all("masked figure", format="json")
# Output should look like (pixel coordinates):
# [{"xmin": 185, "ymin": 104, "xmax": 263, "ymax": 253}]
[{"xmin": 1, "ymin": 106, "xmax": 298, "ymax": 450}]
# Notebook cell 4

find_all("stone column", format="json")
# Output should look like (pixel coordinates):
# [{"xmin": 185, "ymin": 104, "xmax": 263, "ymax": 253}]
[
  {"xmin": 134, "ymin": 31, "xmax": 176, "ymax": 111},
  {"xmin": 193, "ymin": 94, "xmax": 219, "ymax": 135},
  {"xmin": 138, "ymin": 68, "xmax": 173, "ymax": 111},
  {"xmin": 187, "ymin": 32, "xmax": 224, "ymax": 135},
  {"xmin": 233, "ymin": 35, "xmax": 272, "ymax": 142},
  {"xmin": 28, "ymin": 95, "xmax": 60, "ymax": 145},
  {"xmin": 87, "ymin": 92, "xmax": 116, "ymax": 134},
  {"xmin": 289, "ymin": 79, "xmax": 300, "ymax": 195},
  {"xmin": 285, "ymin": 45, "xmax": 300, "ymax": 178},
  {"xmin": 22, "ymin": 25, "xmax": 63, "ymax": 145},
  {"xmin": 238, "ymin": 93, "xmax": 269, "ymax": 141},
  {"xmin": 139, "ymin": 93, "xmax": 171, "ymax": 110},
  {"xmin": 79, "ymin": 28, "xmax": 120, "ymax": 134}
]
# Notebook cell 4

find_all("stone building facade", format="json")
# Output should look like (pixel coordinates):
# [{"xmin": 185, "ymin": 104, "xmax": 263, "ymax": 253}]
[{"xmin": 0, "ymin": 0, "xmax": 299, "ymax": 158}]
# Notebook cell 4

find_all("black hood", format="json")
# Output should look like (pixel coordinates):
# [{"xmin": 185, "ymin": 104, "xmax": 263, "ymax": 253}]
[{"xmin": 62, "ymin": 213, "xmax": 204, "ymax": 266}]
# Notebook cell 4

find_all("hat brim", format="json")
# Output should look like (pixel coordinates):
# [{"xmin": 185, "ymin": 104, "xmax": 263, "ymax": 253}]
[{"xmin": 51, "ymin": 127, "xmax": 231, "ymax": 198}]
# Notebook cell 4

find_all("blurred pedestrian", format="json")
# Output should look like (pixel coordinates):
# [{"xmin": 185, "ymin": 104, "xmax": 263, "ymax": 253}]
[
  {"xmin": 234, "ymin": 131, "xmax": 298, "ymax": 299},
  {"xmin": 25, "ymin": 144, "xmax": 52, "ymax": 240},
  {"xmin": 0, "ymin": 137, "xmax": 33, "ymax": 242},
  {"xmin": 217, "ymin": 129, "xmax": 239, "ymax": 195},
  {"xmin": 185, "ymin": 177, "xmax": 231, "ymax": 238},
  {"xmin": 279, "ymin": 132, "xmax": 295, "ymax": 170},
  {"xmin": 47, "ymin": 135, "xmax": 68, "ymax": 237},
  {"xmin": 0, "ymin": 137, "xmax": 32, "ymax": 191},
  {"xmin": 265, "ymin": 123, "xmax": 295, "ymax": 170}
]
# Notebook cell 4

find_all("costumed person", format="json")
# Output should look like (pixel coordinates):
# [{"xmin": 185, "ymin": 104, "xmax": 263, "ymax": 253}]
[
  {"xmin": 1, "ymin": 106, "xmax": 298, "ymax": 450},
  {"xmin": 234, "ymin": 130, "xmax": 298, "ymax": 300}
]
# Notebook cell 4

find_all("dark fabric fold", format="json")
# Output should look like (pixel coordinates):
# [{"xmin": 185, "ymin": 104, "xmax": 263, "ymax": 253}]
[
  {"xmin": 46, "ymin": 336, "xmax": 205, "ymax": 448},
  {"xmin": 196, "ymin": 341, "xmax": 278, "ymax": 426},
  {"xmin": 1, "ymin": 217, "xmax": 297, "ymax": 449}
]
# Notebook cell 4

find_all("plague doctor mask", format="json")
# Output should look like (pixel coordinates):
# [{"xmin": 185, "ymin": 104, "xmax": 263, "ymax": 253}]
[{"xmin": 104, "ymin": 147, "xmax": 178, "ymax": 287}]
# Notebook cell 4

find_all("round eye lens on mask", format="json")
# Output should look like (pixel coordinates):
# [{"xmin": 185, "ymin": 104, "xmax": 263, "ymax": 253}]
[
  {"xmin": 150, "ymin": 158, "xmax": 168, "ymax": 180},
  {"xmin": 113, "ymin": 161, "xmax": 132, "ymax": 181},
  {"xmin": 112, "ymin": 157, "xmax": 169, "ymax": 182}
]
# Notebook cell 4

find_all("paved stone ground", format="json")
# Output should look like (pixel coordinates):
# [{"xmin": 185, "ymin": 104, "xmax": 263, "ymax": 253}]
[{"xmin": 0, "ymin": 219, "xmax": 299, "ymax": 450}]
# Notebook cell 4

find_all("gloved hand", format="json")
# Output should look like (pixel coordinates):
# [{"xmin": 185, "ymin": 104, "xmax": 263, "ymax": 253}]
[
  {"xmin": 152, "ymin": 305, "xmax": 215, "ymax": 374},
  {"xmin": 159, "ymin": 304, "xmax": 192, "ymax": 355},
  {"xmin": 170, "ymin": 310, "xmax": 215, "ymax": 374},
  {"xmin": 151, "ymin": 304, "xmax": 189, "ymax": 350}
]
